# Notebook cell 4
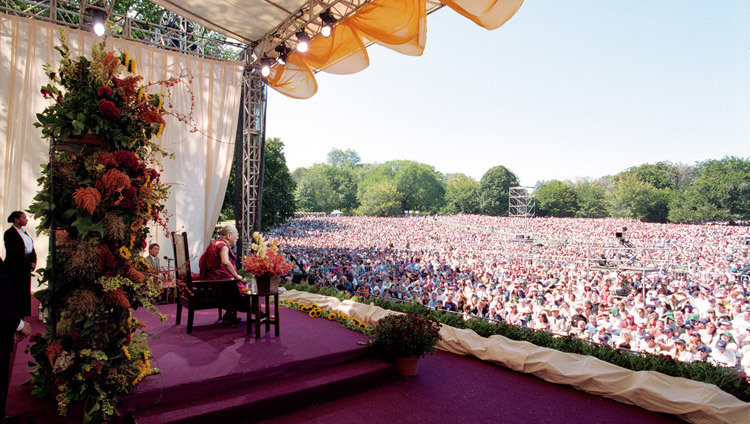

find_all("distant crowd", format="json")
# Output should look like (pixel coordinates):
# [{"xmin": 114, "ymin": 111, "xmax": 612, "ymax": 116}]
[{"xmin": 270, "ymin": 214, "xmax": 750, "ymax": 374}]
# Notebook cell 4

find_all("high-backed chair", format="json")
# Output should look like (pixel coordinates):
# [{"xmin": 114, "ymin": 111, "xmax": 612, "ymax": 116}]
[{"xmin": 172, "ymin": 232, "xmax": 241, "ymax": 334}]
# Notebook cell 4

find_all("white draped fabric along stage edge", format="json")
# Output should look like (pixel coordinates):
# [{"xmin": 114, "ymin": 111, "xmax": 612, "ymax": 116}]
[{"xmin": 0, "ymin": 12, "xmax": 244, "ymax": 277}]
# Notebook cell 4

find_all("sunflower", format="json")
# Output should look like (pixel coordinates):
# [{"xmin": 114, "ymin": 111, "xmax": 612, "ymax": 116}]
[{"xmin": 327, "ymin": 312, "xmax": 337, "ymax": 320}]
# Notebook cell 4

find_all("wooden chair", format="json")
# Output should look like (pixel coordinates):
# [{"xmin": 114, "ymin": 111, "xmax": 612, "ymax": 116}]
[{"xmin": 172, "ymin": 232, "xmax": 241, "ymax": 334}]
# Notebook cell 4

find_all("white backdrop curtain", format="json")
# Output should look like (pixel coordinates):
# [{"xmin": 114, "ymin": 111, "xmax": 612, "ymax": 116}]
[{"xmin": 0, "ymin": 12, "xmax": 244, "ymax": 282}]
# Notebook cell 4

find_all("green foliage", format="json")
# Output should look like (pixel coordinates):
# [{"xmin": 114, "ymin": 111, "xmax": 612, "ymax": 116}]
[
  {"xmin": 668, "ymin": 156, "xmax": 750, "ymax": 223},
  {"xmin": 372, "ymin": 314, "xmax": 441, "ymax": 358},
  {"xmin": 356, "ymin": 182, "xmax": 402, "ymax": 216},
  {"xmin": 478, "ymin": 165, "xmax": 519, "ymax": 216},
  {"xmin": 535, "ymin": 180, "xmax": 578, "ymax": 217},
  {"xmin": 261, "ymin": 138, "xmax": 297, "ymax": 230},
  {"xmin": 327, "ymin": 148, "xmax": 361, "ymax": 168},
  {"xmin": 621, "ymin": 162, "xmax": 681, "ymax": 190},
  {"xmin": 442, "ymin": 173, "xmax": 480, "ymax": 214},
  {"xmin": 609, "ymin": 174, "xmax": 672, "ymax": 222},
  {"xmin": 574, "ymin": 179, "xmax": 609, "ymax": 218},
  {"xmin": 391, "ymin": 161, "xmax": 445, "ymax": 213}
]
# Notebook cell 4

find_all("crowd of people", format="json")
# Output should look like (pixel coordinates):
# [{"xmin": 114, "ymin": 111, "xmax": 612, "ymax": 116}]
[{"xmin": 270, "ymin": 214, "xmax": 750, "ymax": 374}]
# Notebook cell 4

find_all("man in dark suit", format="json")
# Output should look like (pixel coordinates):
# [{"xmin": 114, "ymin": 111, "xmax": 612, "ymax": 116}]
[
  {"xmin": 0, "ymin": 257, "xmax": 31, "ymax": 423},
  {"xmin": 3, "ymin": 212, "xmax": 36, "ymax": 317}
]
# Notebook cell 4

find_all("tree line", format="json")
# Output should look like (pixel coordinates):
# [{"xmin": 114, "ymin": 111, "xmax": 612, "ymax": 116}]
[
  {"xmin": 291, "ymin": 150, "xmax": 750, "ymax": 223},
  {"xmin": 221, "ymin": 143, "xmax": 749, "ymax": 226}
]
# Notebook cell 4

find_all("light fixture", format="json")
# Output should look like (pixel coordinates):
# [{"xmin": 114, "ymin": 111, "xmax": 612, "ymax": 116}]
[
  {"xmin": 275, "ymin": 45, "xmax": 290, "ymax": 66},
  {"xmin": 91, "ymin": 9, "xmax": 107, "ymax": 36},
  {"xmin": 319, "ymin": 11, "xmax": 336, "ymax": 38},
  {"xmin": 259, "ymin": 58, "xmax": 272, "ymax": 78},
  {"xmin": 295, "ymin": 31, "xmax": 310, "ymax": 53}
]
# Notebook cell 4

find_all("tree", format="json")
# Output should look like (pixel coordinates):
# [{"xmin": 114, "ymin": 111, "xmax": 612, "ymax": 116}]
[
  {"xmin": 326, "ymin": 148, "xmax": 361, "ymax": 168},
  {"xmin": 356, "ymin": 182, "xmax": 402, "ymax": 216},
  {"xmin": 293, "ymin": 164, "xmax": 333, "ymax": 212},
  {"xmin": 392, "ymin": 161, "xmax": 445, "ymax": 213},
  {"xmin": 478, "ymin": 166, "xmax": 519, "ymax": 216},
  {"xmin": 574, "ymin": 179, "xmax": 609, "ymax": 218},
  {"xmin": 443, "ymin": 174, "xmax": 480, "ymax": 214},
  {"xmin": 608, "ymin": 174, "xmax": 671, "ymax": 222},
  {"xmin": 260, "ymin": 138, "xmax": 296, "ymax": 230},
  {"xmin": 535, "ymin": 180, "xmax": 578, "ymax": 217},
  {"xmin": 668, "ymin": 156, "xmax": 750, "ymax": 223},
  {"xmin": 620, "ymin": 162, "xmax": 680, "ymax": 190}
]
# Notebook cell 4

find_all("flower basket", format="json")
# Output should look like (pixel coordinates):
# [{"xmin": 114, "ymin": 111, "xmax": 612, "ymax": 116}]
[
  {"xmin": 373, "ymin": 314, "xmax": 441, "ymax": 364},
  {"xmin": 255, "ymin": 274, "xmax": 280, "ymax": 294}
]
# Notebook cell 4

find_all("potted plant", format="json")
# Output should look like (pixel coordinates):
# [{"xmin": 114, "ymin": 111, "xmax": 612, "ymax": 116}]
[
  {"xmin": 373, "ymin": 313, "xmax": 441, "ymax": 376},
  {"xmin": 242, "ymin": 232, "xmax": 292, "ymax": 294}
]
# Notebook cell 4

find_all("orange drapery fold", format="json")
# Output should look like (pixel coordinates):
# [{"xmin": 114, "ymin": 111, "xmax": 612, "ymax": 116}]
[
  {"xmin": 348, "ymin": 0, "xmax": 426, "ymax": 56},
  {"xmin": 267, "ymin": 52, "xmax": 317, "ymax": 99},
  {"xmin": 441, "ymin": 0, "xmax": 524, "ymax": 30},
  {"xmin": 305, "ymin": 21, "xmax": 370, "ymax": 75},
  {"xmin": 266, "ymin": 0, "xmax": 524, "ymax": 99}
]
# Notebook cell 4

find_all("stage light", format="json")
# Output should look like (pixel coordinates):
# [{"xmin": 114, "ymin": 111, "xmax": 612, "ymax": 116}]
[
  {"xmin": 319, "ymin": 11, "xmax": 336, "ymax": 38},
  {"xmin": 260, "ymin": 58, "xmax": 272, "ymax": 78},
  {"xmin": 295, "ymin": 31, "xmax": 310, "ymax": 53},
  {"xmin": 91, "ymin": 9, "xmax": 107, "ymax": 36},
  {"xmin": 275, "ymin": 45, "xmax": 290, "ymax": 65}
]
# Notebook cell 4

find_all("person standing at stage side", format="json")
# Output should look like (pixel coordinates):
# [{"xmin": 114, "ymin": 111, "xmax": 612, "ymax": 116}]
[
  {"xmin": 3, "ymin": 212, "xmax": 36, "ymax": 317},
  {"xmin": 0, "ymin": 257, "xmax": 32, "ymax": 423}
]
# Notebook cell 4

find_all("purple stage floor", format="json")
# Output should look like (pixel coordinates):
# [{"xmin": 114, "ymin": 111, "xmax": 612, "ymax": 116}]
[{"xmin": 7, "ymin": 299, "xmax": 682, "ymax": 423}]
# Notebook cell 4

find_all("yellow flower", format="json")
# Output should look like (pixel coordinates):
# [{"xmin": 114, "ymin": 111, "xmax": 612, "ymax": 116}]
[
  {"xmin": 155, "ymin": 124, "xmax": 165, "ymax": 138},
  {"xmin": 128, "ymin": 58, "xmax": 137, "ymax": 74},
  {"xmin": 122, "ymin": 345, "xmax": 131, "ymax": 361},
  {"xmin": 119, "ymin": 246, "xmax": 131, "ymax": 259},
  {"xmin": 359, "ymin": 323, "xmax": 367, "ymax": 329},
  {"xmin": 157, "ymin": 93, "xmax": 164, "ymax": 109},
  {"xmin": 129, "ymin": 234, "xmax": 136, "ymax": 249},
  {"xmin": 308, "ymin": 310, "xmax": 316, "ymax": 318},
  {"xmin": 327, "ymin": 313, "xmax": 337, "ymax": 320},
  {"xmin": 130, "ymin": 219, "xmax": 143, "ymax": 231},
  {"xmin": 341, "ymin": 313, "xmax": 350, "ymax": 320}
]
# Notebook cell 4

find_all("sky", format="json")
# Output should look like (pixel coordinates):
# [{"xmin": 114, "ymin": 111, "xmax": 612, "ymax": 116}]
[{"xmin": 265, "ymin": 1, "xmax": 750, "ymax": 187}]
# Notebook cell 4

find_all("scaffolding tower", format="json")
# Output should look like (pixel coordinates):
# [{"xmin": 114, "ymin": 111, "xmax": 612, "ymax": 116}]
[{"xmin": 509, "ymin": 186, "xmax": 535, "ymax": 217}]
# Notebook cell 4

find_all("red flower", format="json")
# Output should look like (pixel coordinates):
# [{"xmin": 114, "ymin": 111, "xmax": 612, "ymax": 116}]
[
  {"xmin": 115, "ymin": 150, "xmax": 140, "ymax": 171},
  {"xmin": 41, "ymin": 88, "xmax": 54, "ymax": 99},
  {"xmin": 97, "ymin": 86, "xmax": 113, "ymax": 97},
  {"xmin": 98, "ymin": 99, "xmax": 121, "ymax": 120}
]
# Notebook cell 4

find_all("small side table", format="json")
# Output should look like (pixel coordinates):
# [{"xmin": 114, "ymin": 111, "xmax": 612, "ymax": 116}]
[{"xmin": 247, "ymin": 291, "xmax": 280, "ymax": 338}]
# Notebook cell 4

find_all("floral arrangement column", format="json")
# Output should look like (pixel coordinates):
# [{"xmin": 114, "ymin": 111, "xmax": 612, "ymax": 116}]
[{"xmin": 27, "ymin": 33, "xmax": 179, "ymax": 422}]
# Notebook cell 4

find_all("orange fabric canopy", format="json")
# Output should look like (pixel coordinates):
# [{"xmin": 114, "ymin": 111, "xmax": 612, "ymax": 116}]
[{"xmin": 268, "ymin": 0, "xmax": 523, "ymax": 99}]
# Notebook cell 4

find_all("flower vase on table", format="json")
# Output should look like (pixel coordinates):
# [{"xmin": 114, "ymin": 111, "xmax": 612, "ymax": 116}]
[{"xmin": 254, "ymin": 274, "xmax": 281, "ymax": 294}]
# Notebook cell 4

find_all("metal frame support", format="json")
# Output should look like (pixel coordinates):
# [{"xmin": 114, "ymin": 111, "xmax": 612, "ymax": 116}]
[
  {"xmin": 235, "ymin": 66, "xmax": 267, "ymax": 257},
  {"xmin": 509, "ymin": 186, "xmax": 535, "ymax": 218}
]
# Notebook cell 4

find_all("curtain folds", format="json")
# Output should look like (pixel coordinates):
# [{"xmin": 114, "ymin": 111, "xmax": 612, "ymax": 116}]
[
  {"xmin": 268, "ymin": 0, "xmax": 523, "ymax": 99},
  {"xmin": 0, "ymin": 12, "xmax": 244, "ymax": 274}
]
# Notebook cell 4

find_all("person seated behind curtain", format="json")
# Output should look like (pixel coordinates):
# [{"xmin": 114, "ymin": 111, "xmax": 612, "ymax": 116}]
[{"xmin": 199, "ymin": 225, "xmax": 249, "ymax": 324}]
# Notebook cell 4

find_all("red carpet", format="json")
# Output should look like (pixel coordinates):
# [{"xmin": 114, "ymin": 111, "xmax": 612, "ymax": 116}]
[{"xmin": 7, "ymin": 300, "xmax": 683, "ymax": 423}]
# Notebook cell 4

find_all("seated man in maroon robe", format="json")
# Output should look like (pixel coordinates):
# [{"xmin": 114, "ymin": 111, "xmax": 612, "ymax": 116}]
[{"xmin": 199, "ymin": 225, "xmax": 249, "ymax": 324}]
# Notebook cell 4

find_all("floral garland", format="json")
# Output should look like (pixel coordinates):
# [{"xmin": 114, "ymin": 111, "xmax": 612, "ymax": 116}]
[
  {"xmin": 282, "ymin": 300, "xmax": 371, "ymax": 335},
  {"xmin": 27, "ymin": 32, "xmax": 185, "ymax": 423}
]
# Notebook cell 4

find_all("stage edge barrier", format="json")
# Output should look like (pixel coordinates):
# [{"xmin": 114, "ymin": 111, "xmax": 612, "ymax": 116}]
[{"xmin": 279, "ymin": 289, "xmax": 750, "ymax": 424}]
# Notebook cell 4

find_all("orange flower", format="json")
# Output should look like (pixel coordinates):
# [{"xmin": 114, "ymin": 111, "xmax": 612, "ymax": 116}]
[
  {"xmin": 96, "ymin": 151, "xmax": 118, "ymax": 167},
  {"xmin": 46, "ymin": 340, "xmax": 63, "ymax": 366},
  {"xmin": 96, "ymin": 168, "xmax": 131, "ymax": 195},
  {"xmin": 72, "ymin": 187, "xmax": 101, "ymax": 214},
  {"xmin": 127, "ymin": 266, "xmax": 145, "ymax": 283},
  {"xmin": 138, "ymin": 109, "xmax": 166, "ymax": 125},
  {"xmin": 102, "ymin": 289, "xmax": 130, "ymax": 309}
]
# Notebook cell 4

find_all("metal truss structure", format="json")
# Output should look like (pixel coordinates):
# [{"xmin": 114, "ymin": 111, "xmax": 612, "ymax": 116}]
[
  {"xmin": 0, "ymin": 0, "xmax": 246, "ymax": 60},
  {"xmin": 2, "ymin": 0, "xmax": 265, "ymax": 254},
  {"xmin": 235, "ymin": 69, "xmax": 267, "ymax": 256},
  {"xmin": 253, "ymin": 0, "xmax": 445, "ymax": 65},
  {"xmin": 508, "ymin": 186, "xmax": 535, "ymax": 218}
]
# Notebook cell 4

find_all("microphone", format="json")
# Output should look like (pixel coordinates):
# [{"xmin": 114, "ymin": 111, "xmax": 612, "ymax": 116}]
[{"xmin": 163, "ymin": 256, "xmax": 174, "ymax": 263}]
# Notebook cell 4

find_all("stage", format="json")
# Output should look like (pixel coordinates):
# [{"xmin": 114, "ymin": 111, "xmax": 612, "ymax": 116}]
[{"xmin": 7, "ymin": 300, "xmax": 681, "ymax": 423}]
